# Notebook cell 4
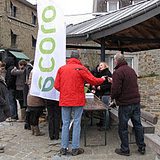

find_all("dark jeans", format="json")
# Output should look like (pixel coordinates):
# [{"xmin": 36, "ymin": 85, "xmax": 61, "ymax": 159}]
[
  {"xmin": 25, "ymin": 108, "xmax": 31, "ymax": 126},
  {"xmin": 46, "ymin": 100, "xmax": 61, "ymax": 140},
  {"xmin": 16, "ymin": 90, "xmax": 25, "ymax": 109},
  {"xmin": 118, "ymin": 103, "xmax": 145, "ymax": 152},
  {"xmin": 29, "ymin": 106, "xmax": 44, "ymax": 126},
  {"xmin": 8, "ymin": 89, "xmax": 18, "ymax": 119},
  {"xmin": 23, "ymin": 84, "xmax": 29, "ymax": 107}
]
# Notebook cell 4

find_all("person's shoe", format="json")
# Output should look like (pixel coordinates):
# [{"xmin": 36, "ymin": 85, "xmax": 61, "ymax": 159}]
[
  {"xmin": 96, "ymin": 122, "xmax": 103, "ymax": 127},
  {"xmin": 50, "ymin": 137, "xmax": 54, "ymax": 140},
  {"xmin": 0, "ymin": 146, "xmax": 4, "ymax": 150},
  {"xmin": 11, "ymin": 118, "xmax": 17, "ymax": 122},
  {"xmin": 34, "ymin": 126, "xmax": 45, "ymax": 136},
  {"xmin": 24, "ymin": 123, "xmax": 31, "ymax": 130},
  {"xmin": 5, "ymin": 117, "xmax": 16, "ymax": 122},
  {"xmin": 97, "ymin": 126, "xmax": 105, "ymax": 131},
  {"xmin": 54, "ymin": 135, "xmax": 59, "ymax": 140},
  {"xmin": 0, "ymin": 149, "xmax": 4, "ymax": 153},
  {"xmin": 72, "ymin": 148, "xmax": 84, "ymax": 156},
  {"xmin": 31, "ymin": 126, "xmax": 35, "ymax": 135},
  {"xmin": 0, "ymin": 146, "xmax": 4, "ymax": 153},
  {"xmin": 50, "ymin": 135, "xmax": 59, "ymax": 140},
  {"xmin": 60, "ymin": 148, "xmax": 67, "ymax": 155},
  {"xmin": 138, "ymin": 146, "xmax": 146, "ymax": 155},
  {"xmin": 115, "ymin": 148, "xmax": 130, "ymax": 156},
  {"xmin": 11, "ymin": 115, "xmax": 18, "ymax": 120}
]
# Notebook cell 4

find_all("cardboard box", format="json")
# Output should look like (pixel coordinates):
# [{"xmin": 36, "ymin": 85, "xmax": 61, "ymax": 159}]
[{"xmin": 85, "ymin": 93, "xmax": 94, "ymax": 99}]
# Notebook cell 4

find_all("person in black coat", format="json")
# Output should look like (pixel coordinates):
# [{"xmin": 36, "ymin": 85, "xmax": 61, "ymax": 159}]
[
  {"xmin": 0, "ymin": 61, "xmax": 10, "ymax": 153},
  {"xmin": 91, "ymin": 62, "xmax": 112, "ymax": 129},
  {"xmin": 23, "ymin": 60, "xmax": 34, "ymax": 130},
  {"xmin": 45, "ymin": 99, "xmax": 61, "ymax": 140},
  {"xmin": 94, "ymin": 62, "xmax": 112, "ymax": 99},
  {"xmin": 5, "ymin": 57, "xmax": 18, "ymax": 120},
  {"xmin": 0, "ymin": 61, "xmax": 10, "ymax": 122}
]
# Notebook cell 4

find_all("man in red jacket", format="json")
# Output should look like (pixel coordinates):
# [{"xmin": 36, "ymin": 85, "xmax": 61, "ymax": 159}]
[
  {"xmin": 111, "ymin": 52, "xmax": 146, "ymax": 156},
  {"xmin": 54, "ymin": 51, "xmax": 105, "ymax": 156}
]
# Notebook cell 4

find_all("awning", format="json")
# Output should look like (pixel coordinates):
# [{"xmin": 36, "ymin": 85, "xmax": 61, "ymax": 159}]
[
  {"xmin": 0, "ymin": 49, "xmax": 5, "ymax": 52},
  {"xmin": 9, "ymin": 51, "xmax": 30, "ymax": 60}
]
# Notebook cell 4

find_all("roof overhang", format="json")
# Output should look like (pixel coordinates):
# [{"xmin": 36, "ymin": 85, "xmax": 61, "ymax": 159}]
[
  {"xmin": 9, "ymin": 51, "xmax": 30, "ymax": 60},
  {"xmin": 66, "ymin": 0, "xmax": 160, "ymax": 52}
]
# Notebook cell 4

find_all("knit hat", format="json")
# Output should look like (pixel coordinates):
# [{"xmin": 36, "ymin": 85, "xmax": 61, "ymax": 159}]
[{"xmin": 70, "ymin": 51, "xmax": 80, "ymax": 59}]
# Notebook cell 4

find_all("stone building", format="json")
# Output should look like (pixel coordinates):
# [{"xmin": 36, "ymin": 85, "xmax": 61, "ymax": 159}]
[
  {"xmin": 0, "ymin": 0, "xmax": 37, "ymax": 60},
  {"xmin": 93, "ymin": 0, "xmax": 144, "ymax": 13}
]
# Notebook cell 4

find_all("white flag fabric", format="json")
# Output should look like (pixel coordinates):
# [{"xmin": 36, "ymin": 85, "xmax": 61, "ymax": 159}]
[{"xmin": 30, "ymin": 0, "xmax": 66, "ymax": 100}]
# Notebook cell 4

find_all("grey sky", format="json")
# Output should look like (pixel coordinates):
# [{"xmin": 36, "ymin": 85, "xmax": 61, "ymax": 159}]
[{"xmin": 26, "ymin": 0, "xmax": 94, "ymax": 24}]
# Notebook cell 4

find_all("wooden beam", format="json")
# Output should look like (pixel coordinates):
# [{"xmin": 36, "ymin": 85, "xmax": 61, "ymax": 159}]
[
  {"xmin": 66, "ymin": 44, "xmax": 101, "ymax": 50},
  {"xmin": 105, "ymin": 35, "xmax": 160, "ymax": 43},
  {"xmin": 100, "ymin": 38, "xmax": 105, "ymax": 61}
]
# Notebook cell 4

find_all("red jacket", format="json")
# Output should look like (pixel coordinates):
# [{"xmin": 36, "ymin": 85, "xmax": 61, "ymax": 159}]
[{"xmin": 54, "ymin": 58, "xmax": 104, "ymax": 106}]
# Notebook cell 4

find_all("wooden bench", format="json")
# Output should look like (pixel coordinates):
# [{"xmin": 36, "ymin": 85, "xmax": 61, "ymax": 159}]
[
  {"xmin": 108, "ymin": 107, "xmax": 158, "ymax": 142},
  {"xmin": 145, "ymin": 134, "xmax": 160, "ymax": 159}
]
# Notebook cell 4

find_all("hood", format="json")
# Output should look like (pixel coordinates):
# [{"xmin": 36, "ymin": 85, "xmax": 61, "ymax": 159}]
[{"xmin": 67, "ymin": 58, "xmax": 82, "ymax": 65}]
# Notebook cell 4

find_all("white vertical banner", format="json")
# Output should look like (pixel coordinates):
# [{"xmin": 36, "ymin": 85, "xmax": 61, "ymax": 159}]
[{"xmin": 30, "ymin": 0, "xmax": 66, "ymax": 100}]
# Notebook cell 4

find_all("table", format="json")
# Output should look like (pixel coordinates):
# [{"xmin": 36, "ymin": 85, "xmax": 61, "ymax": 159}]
[{"xmin": 83, "ymin": 96, "xmax": 109, "ymax": 146}]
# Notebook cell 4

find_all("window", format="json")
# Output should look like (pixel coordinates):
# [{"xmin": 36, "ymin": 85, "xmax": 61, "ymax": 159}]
[
  {"xmin": 131, "ymin": 0, "xmax": 141, "ymax": 5},
  {"xmin": 10, "ymin": 2, "xmax": 17, "ymax": 17},
  {"xmin": 107, "ymin": 1, "xmax": 119, "ymax": 12},
  {"xmin": 32, "ymin": 36, "xmax": 36, "ymax": 48},
  {"xmin": 32, "ymin": 12, "xmax": 37, "ymax": 25},
  {"xmin": 11, "ymin": 30, "xmax": 17, "ymax": 47},
  {"xmin": 125, "ymin": 57, "xmax": 133, "ymax": 67},
  {"xmin": 107, "ymin": 53, "xmax": 138, "ymax": 74}
]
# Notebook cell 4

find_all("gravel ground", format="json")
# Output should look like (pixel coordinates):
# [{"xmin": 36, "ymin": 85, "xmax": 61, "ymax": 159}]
[{"xmin": 0, "ymin": 117, "xmax": 159, "ymax": 160}]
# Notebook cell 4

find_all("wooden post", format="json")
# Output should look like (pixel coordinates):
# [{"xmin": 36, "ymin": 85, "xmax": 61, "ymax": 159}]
[
  {"xmin": 121, "ymin": 50, "xmax": 124, "ymax": 54},
  {"xmin": 100, "ymin": 38, "xmax": 105, "ymax": 61}
]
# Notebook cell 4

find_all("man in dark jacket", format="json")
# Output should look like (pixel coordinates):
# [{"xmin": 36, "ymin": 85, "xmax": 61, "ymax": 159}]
[{"xmin": 111, "ymin": 53, "xmax": 146, "ymax": 156}]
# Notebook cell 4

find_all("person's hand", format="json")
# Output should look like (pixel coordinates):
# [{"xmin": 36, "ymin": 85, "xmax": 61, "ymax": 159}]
[
  {"xmin": 101, "ymin": 76, "xmax": 107, "ymax": 80},
  {"xmin": 97, "ymin": 86, "xmax": 100, "ymax": 90},
  {"xmin": 108, "ymin": 77, "xmax": 112, "ymax": 83},
  {"xmin": 85, "ymin": 83, "xmax": 90, "ymax": 87},
  {"xmin": 91, "ymin": 90, "xmax": 95, "ymax": 94},
  {"xmin": 92, "ymin": 85, "xmax": 95, "ymax": 89}
]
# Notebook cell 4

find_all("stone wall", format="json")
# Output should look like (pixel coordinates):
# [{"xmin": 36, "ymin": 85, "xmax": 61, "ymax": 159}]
[
  {"xmin": 80, "ymin": 49, "xmax": 101, "ymax": 70},
  {"xmin": 138, "ymin": 49, "xmax": 160, "ymax": 77},
  {"xmin": 138, "ymin": 76, "xmax": 160, "ymax": 115}
]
